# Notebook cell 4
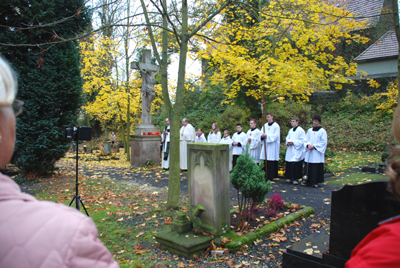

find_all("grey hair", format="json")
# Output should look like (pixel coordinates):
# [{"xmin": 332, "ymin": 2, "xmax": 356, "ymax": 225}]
[
  {"xmin": 0, "ymin": 57, "xmax": 17, "ymax": 105},
  {"xmin": 183, "ymin": 118, "xmax": 188, "ymax": 123}
]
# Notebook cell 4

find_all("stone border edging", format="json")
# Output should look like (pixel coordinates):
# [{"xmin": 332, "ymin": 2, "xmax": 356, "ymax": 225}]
[{"xmin": 222, "ymin": 206, "xmax": 315, "ymax": 252}]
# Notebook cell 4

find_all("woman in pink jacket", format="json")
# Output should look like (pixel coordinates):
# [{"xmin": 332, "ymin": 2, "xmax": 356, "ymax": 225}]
[{"xmin": 0, "ymin": 58, "xmax": 119, "ymax": 268}]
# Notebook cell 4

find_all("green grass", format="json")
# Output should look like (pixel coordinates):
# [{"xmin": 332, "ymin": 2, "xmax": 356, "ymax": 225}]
[
  {"xmin": 326, "ymin": 173, "xmax": 388, "ymax": 185},
  {"xmin": 327, "ymin": 151, "xmax": 382, "ymax": 173},
  {"xmin": 29, "ymin": 175, "xmax": 180, "ymax": 267}
]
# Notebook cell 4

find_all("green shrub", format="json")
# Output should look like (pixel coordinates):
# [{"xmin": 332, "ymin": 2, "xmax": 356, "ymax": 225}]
[
  {"xmin": 230, "ymin": 145, "xmax": 271, "ymax": 230},
  {"xmin": 267, "ymin": 101, "xmax": 313, "ymax": 141},
  {"xmin": 217, "ymin": 105, "xmax": 252, "ymax": 136}
]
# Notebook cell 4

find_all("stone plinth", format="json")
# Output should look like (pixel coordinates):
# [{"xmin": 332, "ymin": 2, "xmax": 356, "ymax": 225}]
[
  {"xmin": 187, "ymin": 143, "xmax": 230, "ymax": 236},
  {"xmin": 130, "ymin": 134, "xmax": 160, "ymax": 167},
  {"xmin": 135, "ymin": 123, "xmax": 158, "ymax": 135},
  {"xmin": 154, "ymin": 231, "xmax": 212, "ymax": 258}
]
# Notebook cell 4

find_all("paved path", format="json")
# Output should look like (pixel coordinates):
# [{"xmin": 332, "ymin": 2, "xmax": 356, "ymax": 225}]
[{"xmin": 78, "ymin": 166, "xmax": 341, "ymax": 217}]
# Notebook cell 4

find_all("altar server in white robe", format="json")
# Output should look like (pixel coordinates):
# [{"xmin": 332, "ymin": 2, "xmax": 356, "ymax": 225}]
[
  {"xmin": 180, "ymin": 118, "xmax": 196, "ymax": 170},
  {"xmin": 232, "ymin": 124, "xmax": 247, "ymax": 170},
  {"xmin": 195, "ymin": 128, "xmax": 207, "ymax": 143},
  {"xmin": 207, "ymin": 123, "xmax": 221, "ymax": 143},
  {"xmin": 302, "ymin": 114, "xmax": 327, "ymax": 188},
  {"xmin": 220, "ymin": 130, "xmax": 233, "ymax": 172},
  {"xmin": 260, "ymin": 113, "xmax": 280, "ymax": 180},
  {"xmin": 285, "ymin": 116, "xmax": 305, "ymax": 185},
  {"xmin": 161, "ymin": 118, "xmax": 170, "ymax": 169},
  {"xmin": 246, "ymin": 119, "xmax": 262, "ymax": 164}
]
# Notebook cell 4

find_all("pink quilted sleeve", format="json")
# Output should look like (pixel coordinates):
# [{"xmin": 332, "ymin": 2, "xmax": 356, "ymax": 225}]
[{"xmin": 66, "ymin": 216, "xmax": 119, "ymax": 268}]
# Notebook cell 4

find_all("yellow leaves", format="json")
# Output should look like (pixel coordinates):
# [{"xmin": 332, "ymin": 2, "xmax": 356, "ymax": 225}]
[
  {"xmin": 375, "ymin": 79, "xmax": 398, "ymax": 114},
  {"xmin": 200, "ymin": 0, "xmax": 365, "ymax": 103},
  {"xmin": 367, "ymin": 79, "xmax": 381, "ymax": 89}
]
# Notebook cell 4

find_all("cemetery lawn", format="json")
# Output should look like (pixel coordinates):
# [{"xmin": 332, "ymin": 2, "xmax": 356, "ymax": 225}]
[
  {"xmin": 29, "ymin": 175, "xmax": 178, "ymax": 267},
  {"xmin": 326, "ymin": 173, "xmax": 388, "ymax": 185},
  {"xmin": 327, "ymin": 150, "xmax": 382, "ymax": 173}
]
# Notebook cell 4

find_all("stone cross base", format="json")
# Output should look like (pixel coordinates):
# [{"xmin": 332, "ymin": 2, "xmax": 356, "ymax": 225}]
[
  {"xmin": 130, "ymin": 134, "xmax": 160, "ymax": 167},
  {"xmin": 188, "ymin": 143, "xmax": 230, "ymax": 236},
  {"xmin": 154, "ymin": 231, "xmax": 212, "ymax": 258}
]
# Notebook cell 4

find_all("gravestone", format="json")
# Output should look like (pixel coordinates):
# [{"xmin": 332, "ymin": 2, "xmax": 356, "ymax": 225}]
[
  {"xmin": 129, "ymin": 49, "xmax": 161, "ymax": 167},
  {"xmin": 283, "ymin": 181, "xmax": 400, "ymax": 268},
  {"xmin": 187, "ymin": 143, "xmax": 231, "ymax": 236},
  {"xmin": 154, "ymin": 143, "xmax": 231, "ymax": 257},
  {"xmin": 103, "ymin": 141, "xmax": 111, "ymax": 154}
]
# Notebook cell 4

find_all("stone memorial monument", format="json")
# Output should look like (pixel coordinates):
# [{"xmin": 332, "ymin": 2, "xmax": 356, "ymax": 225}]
[
  {"xmin": 187, "ymin": 143, "xmax": 231, "ymax": 236},
  {"xmin": 154, "ymin": 143, "xmax": 231, "ymax": 257},
  {"xmin": 129, "ymin": 49, "xmax": 161, "ymax": 167}
]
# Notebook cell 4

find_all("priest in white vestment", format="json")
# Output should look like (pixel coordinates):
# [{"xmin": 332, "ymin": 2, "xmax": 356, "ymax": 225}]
[
  {"xmin": 161, "ymin": 118, "xmax": 170, "ymax": 169},
  {"xmin": 195, "ymin": 128, "xmax": 207, "ymax": 143},
  {"xmin": 260, "ymin": 113, "xmax": 280, "ymax": 180},
  {"xmin": 247, "ymin": 119, "xmax": 262, "ymax": 164},
  {"xmin": 232, "ymin": 124, "xmax": 247, "ymax": 170},
  {"xmin": 220, "ymin": 130, "xmax": 233, "ymax": 171},
  {"xmin": 302, "ymin": 114, "xmax": 327, "ymax": 188},
  {"xmin": 285, "ymin": 117, "xmax": 305, "ymax": 185},
  {"xmin": 207, "ymin": 123, "xmax": 221, "ymax": 143},
  {"xmin": 180, "ymin": 118, "xmax": 196, "ymax": 170}
]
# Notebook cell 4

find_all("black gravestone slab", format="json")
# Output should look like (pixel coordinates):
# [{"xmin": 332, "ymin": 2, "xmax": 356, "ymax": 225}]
[
  {"xmin": 329, "ymin": 180, "xmax": 400, "ymax": 260},
  {"xmin": 283, "ymin": 181, "xmax": 400, "ymax": 268}
]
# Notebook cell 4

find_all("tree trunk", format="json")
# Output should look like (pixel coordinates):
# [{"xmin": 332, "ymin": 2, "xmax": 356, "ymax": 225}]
[
  {"xmin": 125, "ymin": 0, "xmax": 131, "ymax": 161},
  {"xmin": 86, "ymin": 114, "xmax": 93, "ymax": 153},
  {"xmin": 166, "ymin": 0, "xmax": 189, "ymax": 210}
]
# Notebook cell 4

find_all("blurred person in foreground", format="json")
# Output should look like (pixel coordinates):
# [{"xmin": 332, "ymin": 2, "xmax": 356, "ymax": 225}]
[
  {"xmin": 0, "ymin": 58, "xmax": 119, "ymax": 268},
  {"xmin": 345, "ymin": 105, "xmax": 400, "ymax": 268}
]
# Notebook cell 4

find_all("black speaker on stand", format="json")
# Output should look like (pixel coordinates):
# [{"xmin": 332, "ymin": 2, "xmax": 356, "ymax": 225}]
[{"xmin": 64, "ymin": 126, "xmax": 92, "ymax": 216}]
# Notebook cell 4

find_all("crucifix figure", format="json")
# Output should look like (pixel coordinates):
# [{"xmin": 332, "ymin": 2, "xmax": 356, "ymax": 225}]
[{"xmin": 131, "ymin": 49, "xmax": 160, "ymax": 124}]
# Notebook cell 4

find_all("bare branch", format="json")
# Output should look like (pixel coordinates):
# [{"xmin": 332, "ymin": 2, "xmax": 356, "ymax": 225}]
[
  {"xmin": 0, "ymin": 22, "xmax": 172, "ymax": 47},
  {"xmin": 152, "ymin": 0, "xmax": 181, "ymax": 44},
  {"xmin": 189, "ymin": 0, "xmax": 232, "ymax": 38}
]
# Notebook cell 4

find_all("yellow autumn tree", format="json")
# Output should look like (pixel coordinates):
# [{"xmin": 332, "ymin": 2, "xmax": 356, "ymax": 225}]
[
  {"xmin": 200, "ymin": 0, "xmax": 369, "ymax": 104},
  {"xmin": 80, "ymin": 34, "xmax": 164, "ymax": 149}
]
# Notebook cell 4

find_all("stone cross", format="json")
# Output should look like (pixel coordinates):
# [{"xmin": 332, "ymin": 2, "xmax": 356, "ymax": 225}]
[{"xmin": 130, "ymin": 49, "xmax": 160, "ymax": 124}]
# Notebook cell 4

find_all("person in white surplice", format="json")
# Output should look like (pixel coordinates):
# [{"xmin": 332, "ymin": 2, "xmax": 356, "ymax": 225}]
[
  {"xmin": 246, "ymin": 119, "xmax": 262, "ymax": 164},
  {"xmin": 260, "ymin": 112, "xmax": 280, "ymax": 180},
  {"xmin": 161, "ymin": 118, "xmax": 170, "ymax": 169},
  {"xmin": 285, "ymin": 116, "xmax": 305, "ymax": 185},
  {"xmin": 302, "ymin": 114, "xmax": 327, "ymax": 188},
  {"xmin": 179, "ymin": 118, "xmax": 196, "ymax": 170},
  {"xmin": 220, "ymin": 130, "xmax": 233, "ymax": 172},
  {"xmin": 232, "ymin": 124, "xmax": 247, "ymax": 170},
  {"xmin": 207, "ymin": 122, "xmax": 221, "ymax": 143},
  {"xmin": 195, "ymin": 128, "xmax": 207, "ymax": 143}
]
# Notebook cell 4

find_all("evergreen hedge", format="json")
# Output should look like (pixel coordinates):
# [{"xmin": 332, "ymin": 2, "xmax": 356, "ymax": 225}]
[{"xmin": 0, "ymin": 0, "xmax": 91, "ymax": 177}]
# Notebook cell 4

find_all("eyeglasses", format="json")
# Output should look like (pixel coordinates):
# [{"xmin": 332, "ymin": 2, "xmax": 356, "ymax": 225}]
[{"xmin": 12, "ymin": 99, "xmax": 24, "ymax": 117}]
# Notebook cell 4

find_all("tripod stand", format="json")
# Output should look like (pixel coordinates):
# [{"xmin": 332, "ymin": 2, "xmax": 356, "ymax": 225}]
[{"xmin": 69, "ymin": 140, "xmax": 89, "ymax": 216}]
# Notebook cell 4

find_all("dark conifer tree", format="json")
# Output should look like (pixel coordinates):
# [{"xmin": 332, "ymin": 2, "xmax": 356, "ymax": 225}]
[{"xmin": 0, "ymin": 0, "xmax": 91, "ymax": 177}]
